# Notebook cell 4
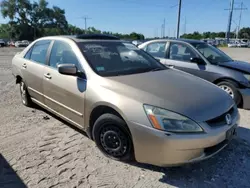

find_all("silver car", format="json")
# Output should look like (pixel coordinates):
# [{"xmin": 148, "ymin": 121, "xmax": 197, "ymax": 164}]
[{"xmin": 12, "ymin": 34, "xmax": 239, "ymax": 167}]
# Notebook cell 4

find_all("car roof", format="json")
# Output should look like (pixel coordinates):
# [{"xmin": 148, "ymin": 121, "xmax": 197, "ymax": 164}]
[
  {"xmin": 40, "ymin": 34, "xmax": 121, "ymax": 43},
  {"xmin": 143, "ymin": 38, "xmax": 205, "ymax": 44},
  {"xmin": 176, "ymin": 38, "xmax": 205, "ymax": 44}
]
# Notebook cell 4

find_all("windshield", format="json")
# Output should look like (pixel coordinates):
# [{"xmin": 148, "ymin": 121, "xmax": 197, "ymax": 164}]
[
  {"xmin": 191, "ymin": 43, "xmax": 232, "ymax": 64},
  {"xmin": 79, "ymin": 41, "xmax": 166, "ymax": 77}
]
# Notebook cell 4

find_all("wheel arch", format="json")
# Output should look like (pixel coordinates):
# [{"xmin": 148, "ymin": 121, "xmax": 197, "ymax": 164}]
[
  {"xmin": 213, "ymin": 77, "xmax": 243, "ymax": 107},
  {"xmin": 213, "ymin": 77, "xmax": 241, "ymax": 87},
  {"xmin": 88, "ymin": 104, "xmax": 130, "ymax": 140}
]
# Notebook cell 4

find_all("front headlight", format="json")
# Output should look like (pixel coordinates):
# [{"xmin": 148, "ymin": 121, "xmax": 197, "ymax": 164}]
[
  {"xmin": 143, "ymin": 105, "xmax": 203, "ymax": 133},
  {"xmin": 244, "ymin": 74, "xmax": 250, "ymax": 81}
]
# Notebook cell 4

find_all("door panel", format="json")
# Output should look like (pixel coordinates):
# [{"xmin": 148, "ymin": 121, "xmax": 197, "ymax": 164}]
[
  {"xmin": 43, "ymin": 40, "xmax": 86, "ymax": 126},
  {"xmin": 43, "ymin": 67, "xmax": 86, "ymax": 126},
  {"xmin": 162, "ymin": 42, "xmax": 217, "ymax": 82},
  {"xmin": 22, "ymin": 60, "xmax": 45, "ymax": 102},
  {"xmin": 21, "ymin": 40, "xmax": 51, "ymax": 103},
  {"xmin": 162, "ymin": 59, "xmax": 215, "ymax": 81}
]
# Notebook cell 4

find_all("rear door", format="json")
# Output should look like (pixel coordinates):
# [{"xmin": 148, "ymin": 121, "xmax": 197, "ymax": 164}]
[
  {"xmin": 22, "ymin": 40, "xmax": 51, "ymax": 103},
  {"xmin": 43, "ymin": 40, "xmax": 86, "ymax": 127}
]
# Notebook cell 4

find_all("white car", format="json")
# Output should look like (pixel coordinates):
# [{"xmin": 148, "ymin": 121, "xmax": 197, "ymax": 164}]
[
  {"xmin": 228, "ymin": 43, "xmax": 237, "ymax": 48},
  {"xmin": 15, "ymin": 41, "xmax": 22, "ymax": 47}
]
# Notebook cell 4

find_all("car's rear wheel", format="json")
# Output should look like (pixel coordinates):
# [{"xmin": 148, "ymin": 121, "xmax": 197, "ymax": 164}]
[
  {"xmin": 92, "ymin": 113, "xmax": 134, "ymax": 162},
  {"xmin": 20, "ymin": 81, "xmax": 33, "ymax": 107},
  {"xmin": 217, "ymin": 81, "xmax": 241, "ymax": 106}
]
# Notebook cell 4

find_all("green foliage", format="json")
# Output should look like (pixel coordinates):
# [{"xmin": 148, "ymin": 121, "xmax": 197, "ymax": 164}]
[
  {"xmin": 0, "ymin": 0, "xmax": 145, "ymax": 41},
  {"xmin": 238, "ymin": 27, "xmax": 250, "ymax": 39},
  {"xmin": 180, "ymin": 31, "xmax": 235, "ymax": 40}
]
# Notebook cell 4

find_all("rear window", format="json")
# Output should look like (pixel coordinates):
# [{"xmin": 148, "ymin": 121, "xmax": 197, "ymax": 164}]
[{"xmin": 79, "ymin": 41, "xmax": 165, "ymax": 77}]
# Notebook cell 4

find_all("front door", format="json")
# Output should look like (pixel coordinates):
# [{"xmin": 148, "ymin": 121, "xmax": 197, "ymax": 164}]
[
  {"xmin": 21, "ymin": 40, "xmax": 51, "ymax": 103},
  {"xmin": 43, "ymin": 40, "xmax": 86, "ymax": 127},
  {"xmin": 162, "ymin": 42, "xmax": 213, "ymax": 81}
]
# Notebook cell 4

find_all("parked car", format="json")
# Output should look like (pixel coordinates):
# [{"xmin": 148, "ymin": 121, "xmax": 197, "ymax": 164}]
[
  {"xmin": 15, "ymin": 41, "xmax": 22, "ymax": 47},
  {"xmin": 0, "ymin": 39, "xmax": 6, "ymax": 47},
  {"xmin": 132, "ymin": 40, "xmax": 143, "ymax": 46},
  {"xmin": 12, "ymin": 34, "xmax": 239, "ymax": 167},
  {"xmin": 15, "ymin": 40, "xmax": 30, "ymax": 47},
  {"xmin": 7, "ymin": 41, "xmax": 15, "ymax": 47},
  {"xmin": 21, "ymin": 40, "xmax": 30, "ymax": 47},
  {"xmin": 139, "ymin": 39, "xmax": 250, "ymax": 109},
  {"xmin": 228, "ymin": 42, "xmax": 237, "ymax": 48}
]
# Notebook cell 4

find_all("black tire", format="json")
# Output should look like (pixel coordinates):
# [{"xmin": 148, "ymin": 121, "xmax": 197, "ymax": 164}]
[
  {"xmin": 19, "ymin": 81, "xmax": 33, "ymax": 107},
  {"xmin": 217, "ymin": 80, "xmax": 242, "ymax": 106},
  {"xmin": 92, "ymin": 113, "xmax": 134, "ymax": 162}
]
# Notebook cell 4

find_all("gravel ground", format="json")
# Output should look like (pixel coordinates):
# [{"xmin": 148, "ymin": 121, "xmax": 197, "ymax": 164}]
[{"xmin": 0, "ymin": 47, "xmax": 250, "ymax": 188}]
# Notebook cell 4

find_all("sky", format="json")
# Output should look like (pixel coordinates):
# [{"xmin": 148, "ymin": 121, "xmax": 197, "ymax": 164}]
[{"xmin": 0, "ymin": 0, "xmax": 250, "ymax": 38}]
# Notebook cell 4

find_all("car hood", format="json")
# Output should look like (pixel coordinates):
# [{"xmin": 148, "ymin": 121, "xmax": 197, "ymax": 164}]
[
  {"xmin": 104, "ymin": 69, "xmax": 233, "ymax": 122},
  {"xmin": 218, "ymin": 60, "xmax": 250, "ymax": 73}
]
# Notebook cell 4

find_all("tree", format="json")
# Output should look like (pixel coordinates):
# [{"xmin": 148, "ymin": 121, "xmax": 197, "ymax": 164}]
[
  {"xmin": 238, "ymin": 27, "xmax": 250, "ymax": 39},
  {"xmin": 0, "ymin": 0, "xmax": 68, "ymax": 40},
  {"xmin": 0, "ymin": 0, "xmax": 145, "ymax": 41}
]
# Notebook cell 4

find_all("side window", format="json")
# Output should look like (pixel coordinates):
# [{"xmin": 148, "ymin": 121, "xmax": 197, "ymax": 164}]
[
  {"xmin": 24, "ymin": 48, "xmax": 32, "ymax": 59},
  {"xmin": 30, "ymin": 40, "xmax": 51, "ymax": 64},
  {"xmin": 49, "ymin": 40, "xmax": 79, "ymax": 69},
  {"xmin": 146, "ymin": 42, "xmax": 166, "ymax": 58},
  {"xmin": 169, "ymin": 42, "xmax": 198, "ymax": 62}
]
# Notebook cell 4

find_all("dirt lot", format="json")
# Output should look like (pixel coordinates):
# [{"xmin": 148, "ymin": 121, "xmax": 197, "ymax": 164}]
[{"xmin": 0, "ymin": 47, "xmax": 250, "ymax": 188}]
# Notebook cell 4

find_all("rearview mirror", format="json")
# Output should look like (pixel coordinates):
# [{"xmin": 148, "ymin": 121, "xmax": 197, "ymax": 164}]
[{"xmin": 190, "ymin": 57, "xmax": 205, "ymax": 64}]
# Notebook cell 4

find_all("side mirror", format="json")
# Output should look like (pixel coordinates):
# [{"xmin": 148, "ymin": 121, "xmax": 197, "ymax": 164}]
[
  {"xmin": 58, "ymin": 64, "xmax": 87, "ymax": 79},
  {"xmin": 190, "ymin": 57, "xmax": 205, "ymax": 65},
  {"xmin": 58, "ymin": 64, "xmax": 77, "ymax": 76}
]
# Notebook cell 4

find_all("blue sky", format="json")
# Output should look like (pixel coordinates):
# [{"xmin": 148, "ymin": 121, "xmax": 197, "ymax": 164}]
[{"xmin": 0, "ymin": 0, "xmax": 250, "ymax": 37}]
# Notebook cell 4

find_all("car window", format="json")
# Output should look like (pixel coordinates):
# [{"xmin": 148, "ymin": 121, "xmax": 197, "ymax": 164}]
[
  {"xmin": 80, "ymin": 41, "xmax": 166, "ymax": 77},
  {"xmin": 49, "ymin": 40, "xmax": 79, "ymax": 69},
  {"xmin": 192, "ymin": 43, "xmax": 232, "ymax": 64},
  {"xmin": 24, "ymin": 48, "xmax": 32, "ymax": 59},
  {"xmin": 30, "ymin": 40, "xmax": 51, "ymax": 64},
  {"xmin": 146, "ymin": 42, "xmax": 166, "ymax": 58},
  {"xmin": 169, "ymin": 42, "xmax": 198, "ymax": 62}
]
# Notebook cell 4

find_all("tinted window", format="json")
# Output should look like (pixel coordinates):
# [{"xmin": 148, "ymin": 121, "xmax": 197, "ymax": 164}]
[
  {"xmin": 30, "ymin": 40, "xmax": 51, "ymax": 64},
  {"xmin": 169, "ymin": 42, "xmax": 198, "ymax": 62},
  {"xmin": 49, "ymin": 41, "xmax": 79, "ymax": 69},
  {"xmin": 80, "ymin": 41, "xmax": 166, "ymax": 77},
  {"xmin": 146, "ymin": 42, "xmax": 166, "ymax": 58}
]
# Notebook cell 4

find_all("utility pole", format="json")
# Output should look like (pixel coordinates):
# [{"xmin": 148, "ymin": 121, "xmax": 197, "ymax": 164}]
[
  {"xmin": 226, "ymin": 0, "xmax": 234, "ymax": 43},
  {"xmin": 163, "ymin": 18, "xmax": 166, "ymax": 38},
  {"xmin": 237, "ymin": 2, "xmax": 243, "ymax": 38},
  {"xmin": 176, "ymin": 0, "xmax": 182, "ymax": 38},
  {"xmin": 183, "ymin": 17, "xmax": 186, "ymax": 34},
  {"xmin": 79, "ymin": 16, "xmax": 91, "ymax": 33},
  {"xmin": 224, "ymin": 0, "xmax": 247, "ymax": 42}
]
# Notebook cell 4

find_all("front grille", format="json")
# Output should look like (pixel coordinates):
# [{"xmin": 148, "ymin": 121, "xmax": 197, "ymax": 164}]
[{"xmin": 206, "ymin": 106, "xmax": 236, "ymax": 127}]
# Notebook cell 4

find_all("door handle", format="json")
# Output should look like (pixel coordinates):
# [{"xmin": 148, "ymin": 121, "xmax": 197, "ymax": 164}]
[
  {"xmin": 44, "ymin": 73, "xmax": 52, "ymax": 79},
  {"xmin": 22, "ymin": 63, "xmax": 27, "ymax": 69}
]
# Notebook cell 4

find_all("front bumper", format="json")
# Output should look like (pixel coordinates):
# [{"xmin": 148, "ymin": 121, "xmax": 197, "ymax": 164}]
[
  {"xmin": 239, "ymin": 88, "xmax": 250, "ymax": 109},
  {"xmin": 128, "ymin": 115, "xmax": 239, "ymax": 167}
]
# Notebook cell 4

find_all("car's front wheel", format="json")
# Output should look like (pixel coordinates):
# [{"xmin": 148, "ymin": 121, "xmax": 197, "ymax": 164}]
[
  {"xmin": 92, "ymin": 113, "xmax": 134, "ymax": 162},
  {"xmin": 217, "ymin": 80, "xmax": 242, "ymax": 106},
  {"xmin": 20, "ymin": 81, "xmax": 33, "ymax": 107}
]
